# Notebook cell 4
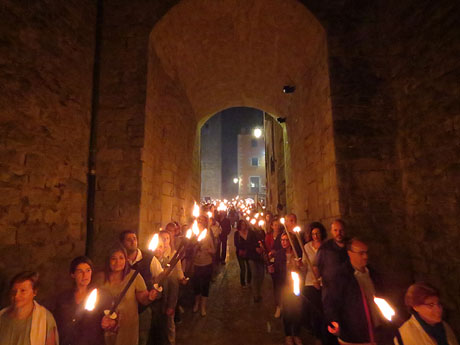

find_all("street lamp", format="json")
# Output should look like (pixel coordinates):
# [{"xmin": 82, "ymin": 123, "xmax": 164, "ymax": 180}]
[
  {"xmin": 233, "ymin": 177, "xmax": 239, "ymax": 184},
  {"xmin": 253, "ymin": 128, "xmax": 262, "ymax": 138}
]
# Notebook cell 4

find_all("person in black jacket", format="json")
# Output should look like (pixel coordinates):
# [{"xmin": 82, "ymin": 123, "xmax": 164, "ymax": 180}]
[
  {"xmin": 53, "ymin": 256, "xmax": 115, "ymax": 345},
  {"xmin": 234, "ymin": 219, "xmax": 252, "ymax": 287},
  {"xmin": 218, "ymin": 211, "xmax": 232, "ymax": 264},
  {"xmin": 323, "ymin": 238, "xmax": 387, "ymax": 345}
]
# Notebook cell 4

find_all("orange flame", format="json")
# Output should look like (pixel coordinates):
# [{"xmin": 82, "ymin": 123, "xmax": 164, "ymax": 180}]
[
  {"xmin": 84, "ymin": 288, "xmax": 98, "ymax": 311},
  {"xmin": 148, "ymin": 234, "xmax": 159, "ymax": 251}
]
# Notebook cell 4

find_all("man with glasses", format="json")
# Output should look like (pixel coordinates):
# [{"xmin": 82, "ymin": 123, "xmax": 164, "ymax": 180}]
[{"xmin": 323, "ymin": 238, "xmax": 387, "ymax": 345}]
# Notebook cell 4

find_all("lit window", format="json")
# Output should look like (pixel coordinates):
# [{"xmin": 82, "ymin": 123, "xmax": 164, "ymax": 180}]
[{"xmin": 251, "ymin": 157, "xmax": 259, "ymax": 166}]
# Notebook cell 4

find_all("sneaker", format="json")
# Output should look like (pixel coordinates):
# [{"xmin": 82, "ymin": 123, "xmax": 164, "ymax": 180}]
[{"xmin": 274, "ymin": 306, "xmax": 281, "ymax": 318}]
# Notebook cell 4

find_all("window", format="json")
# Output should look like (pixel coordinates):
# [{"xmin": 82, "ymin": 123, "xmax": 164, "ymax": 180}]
[
  {"xmin": 249, "ymin": 176, "xmax": 260, "ymax": 194},
  {"xmin": 251, "ymin": 157, "xmax": 259, "ymax": 166},
  {"xmin": 251, "ymin": 139, "xmax": 258, "ymax": 147}
]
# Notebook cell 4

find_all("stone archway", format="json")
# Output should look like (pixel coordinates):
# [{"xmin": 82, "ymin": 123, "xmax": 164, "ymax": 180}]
[{"xmin": 138, "ymin": 0, "xmax": 340, "ymax": 243}]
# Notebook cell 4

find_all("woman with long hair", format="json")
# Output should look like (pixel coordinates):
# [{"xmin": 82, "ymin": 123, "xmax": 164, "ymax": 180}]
[
  {"xmin": 234, "ymin": 219, "xmax": 252, "ymax": 288},
  {"xmin": 192, "ymin": 215, "xmax": 216, "ymax": 317},
  {"xmin": 396, "ymin": 282, "xmax": 459, "ymax": 345},
  {"xmin": 0, "ymin": 271, "xmax": 58, "ymax": 345},
  {"xmin": 274, "ymin": 233, "xmax": 304, "ymax": 345},
  {"xmin": 53, "ymin": 256, "xmax": 114, "ymax": 345},
  {"xmin": 100, "ymin": 245, "xmax": 158, "ymax": 345},
  {"xmin": 302, "ymin": 222, "xmax": 327, "ymax": 340},
  {"xmin": 265, "ymin": 216, "xmax": 283, "ymax": 317}
]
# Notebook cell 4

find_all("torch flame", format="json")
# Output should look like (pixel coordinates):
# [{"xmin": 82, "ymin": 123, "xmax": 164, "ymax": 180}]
[
  {"xmin": 186, "ymin": 229, "xmax": 192, "ymax": 239},
  {"xmin": 217, "ymin": 202, "xmax": 227, "ymax": 212},
  {"xmin": 148, "ymin": 233, "xmax": 159, "ymax": 251},
  {"xmin": 192, "ymin": 202, "xmax": 200, "ymax": 218},
  {"xmin": 192, "ymin": 220, "xmax": 199, "ymax": 236},
  {"xmin": 374, "ymin": 297, "xmax": 395, "ymax": 321},
  {"xmin": 280, "ymin": 217, "xmax": 285, "ymax": 225},
  {"xmin": 293, "ymin": 226, "xmax": 301, "ymax": 233},
  {"xmin": 250, "ymin": 218, "xmax": 256, "ymax": 225},
  {"xmin": 258, "ymin": 220, "xmax": 265, "ymax": 227},
  {"xmin": 84, "ymin": 288, "xmax": 98, "ymax": 311},
  {"xmin": 197, "ymin": 229, "xmax": 207, "ymax": 242},
  {"xmin": 291, "ymin": 272, "xmax": 300, "ymax": 296}
]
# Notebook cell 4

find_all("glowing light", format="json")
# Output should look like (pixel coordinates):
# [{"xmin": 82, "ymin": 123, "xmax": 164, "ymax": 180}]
[
  {"xmin": 192, "ymin": 202, "xmax": 200, "ymax": 218},
  {"xmin": 254, "ymin": 213, "xmax": 259, "ymax": 219},
  {"xmin": 217, "ymin": 202, "xmax": 227, "ymax": 212},
  {"xmin": 197, "ymin": 229, "xmax": 207, "ymax": 242},
  {"xmin": 280, "ymin": 217, "xmax": 285, "ymax": 225},
  {"xmin": 258, "ymin": 220, "xmax": 265, "ymax": 227},
  {"xmin": 207, "ymin": 211, "xmax": 212, "ymax": 218},
  {"xmin": 233, "ymin": 178, "xmax": 239, "ymax": 184},
  {"xmin": 374, "ymin": 297, "xmax": 395, "ymax": 321},
  {"xmin": 192, "ymin": 220, "xmax": 200, "ymax": 236},
  {"xmin": 148, "ymin": 234, "xmax": 159, "ymax": 251},
  {"xmin": 250, "ymin": 219, "xmax": 256, "ymax": 225},
  {"xmin": 246, "ymin": 216, "xmax": 250, "ymax": 221},
  {"xmin": 253, "ymin": 128, "xmax": 262, "ymax": 138},
  {"xmin": 293, "ymin": 226, "xmax": 301, "ymax": 233},
  {"xmin": 186, "ymin": 229, "xmax": 192, "ymax": 239},
  {"xmin": 84, "ymin": 288, "xmax": 98, "ymax": 311},
  {"xmin": 291, "ymin": 272, "xmax": 300, "ymax": 296}
]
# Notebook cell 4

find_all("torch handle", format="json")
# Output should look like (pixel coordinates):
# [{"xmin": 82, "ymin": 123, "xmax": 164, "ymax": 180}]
[
  {"xmin": 294, "ymin": 232, "xmax": 319, "ymax": 283},
  {"xmin": 286, "ymin": 231, "xmax": 299, "ymax": 260},
  {"xmin": 157, "ymin": 246, "xmax": 185, "ymax": 286},
  {"xmin": 110, "ymin": 269, "xmax": 140, "ymax": 314}
]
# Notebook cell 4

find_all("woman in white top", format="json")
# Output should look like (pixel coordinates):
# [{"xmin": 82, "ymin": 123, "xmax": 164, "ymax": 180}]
[
  {"xmin": 395, "ymin": 282, "xmax": 458, "ymax": 345},
  {"xmin": 302, "ymin": 221, "xmax": 327, "ymax": 340}
]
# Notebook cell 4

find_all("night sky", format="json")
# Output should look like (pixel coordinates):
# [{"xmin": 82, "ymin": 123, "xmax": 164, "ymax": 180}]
[{"xmin": 218, "ymin": 107, "xmax": 263, "ymax": 198}]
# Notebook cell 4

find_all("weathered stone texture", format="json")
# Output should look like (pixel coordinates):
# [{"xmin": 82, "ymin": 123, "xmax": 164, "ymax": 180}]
[
  {"xmin": 0, "ymin": 1, "xmax": 95, "ymax": 303},
  {"xmin": 385, "ymin": 0, "xmax": 460, "ymax": 327}
]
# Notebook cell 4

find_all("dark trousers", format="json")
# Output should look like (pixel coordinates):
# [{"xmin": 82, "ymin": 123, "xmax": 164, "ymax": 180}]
[
  {"xmin": 236, "ymin": 255, "xmax": 251, "ymax": 286},
  {"xmin": 302, "ymin": 286, "xmax": 323, "ymax": 338},
  {"xmin": 217, "ymin": 235, "xmax": 228, "ymax": 262},
  {"xmin": 282, "ymin": 293, "xmax": 303, "ymax": 336},
  {"xmin": 192, "ymin": 264, "xmax": 213, "ymax": 297},
  {"xmin": 148, "ymin": 299, "xmax": 167, "ymax": 345}
]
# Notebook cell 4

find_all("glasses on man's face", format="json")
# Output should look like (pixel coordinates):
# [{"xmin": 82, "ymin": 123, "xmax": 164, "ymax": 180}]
[
  {"xmin": 421, "ymin": 302, "xmax": 442, "ymax": 309},
  {"xmin": 281, "ymin": 238, "xmax": 289, "ymax": 242}
]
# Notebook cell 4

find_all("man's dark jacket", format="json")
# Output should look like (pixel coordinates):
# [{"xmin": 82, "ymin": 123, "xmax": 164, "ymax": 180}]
[{"xmin": 322, "ymin": 261, "xmax": 384, "ymax": 344}]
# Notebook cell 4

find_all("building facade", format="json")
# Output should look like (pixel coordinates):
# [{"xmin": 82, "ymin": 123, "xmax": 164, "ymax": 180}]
[
  {"xmin": 237, "ymin": 129, "xmax": 266, "ymax": 201},
  {"xmin": 200, "ymin": 114, "xmax": 222, "ymax": 200}
]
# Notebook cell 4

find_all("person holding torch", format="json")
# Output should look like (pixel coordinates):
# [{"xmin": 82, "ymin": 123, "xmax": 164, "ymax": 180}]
[
  {"xmin": 323, "ymin": 238, "xmax": 389, "ymax": 345},
  {"xmin": 52, "ymin": 256, "xmax": 116, "ymax": 345},
  {"xmin": 274, "ymin": 232, "xmax": 305, "ymax": 345},
  {"xmin": 192, "ymin": 215, "xmax": 216, "ymax": 316},
  {"xmin": 100, "ymin": 245, "xmax": 159, "ymax": 345}
]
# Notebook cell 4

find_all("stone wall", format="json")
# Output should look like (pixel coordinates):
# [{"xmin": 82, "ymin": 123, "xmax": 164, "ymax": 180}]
[
  {"xmin": 303, "ymin": 0, "xmax": 460, "ymax": 330},
  {"xmin": 385, "ymin": 0, "xmax": 460, "ymax": 328},
  {"xmin": 140, "ymin": 43, "xmax": 199, "ymax": 243},
  {"xmin": 0, "ymin": 0, "xmax": 96, "ymax": 303},
  {"xmin": 91, "ymin": 0, "xmax": 180, "ymax": 265}
]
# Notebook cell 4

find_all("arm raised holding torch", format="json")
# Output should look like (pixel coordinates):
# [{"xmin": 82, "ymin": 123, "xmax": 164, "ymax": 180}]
[{"xmin": 103, "ymin": 235, "xmax": 161, "ymax": 321}]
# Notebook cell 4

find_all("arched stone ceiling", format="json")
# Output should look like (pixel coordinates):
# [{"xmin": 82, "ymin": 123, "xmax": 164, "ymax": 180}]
[{"xmin": 150, "ymin": 0, "xmax": 325, "ymax": 122}]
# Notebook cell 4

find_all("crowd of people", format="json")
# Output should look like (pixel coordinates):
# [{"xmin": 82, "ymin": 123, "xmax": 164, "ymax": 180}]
[{"xmin": 0, "ymin": 200, "xmax": 458, "ymax": 345}]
